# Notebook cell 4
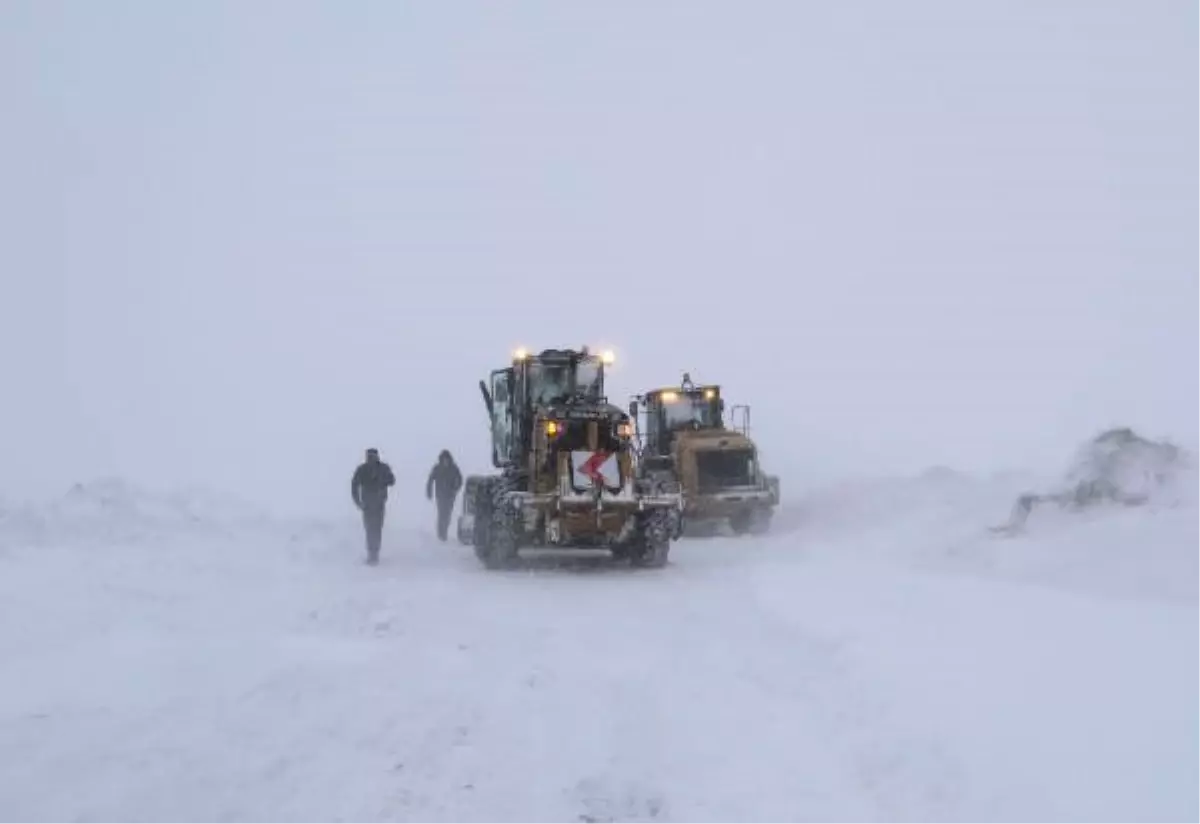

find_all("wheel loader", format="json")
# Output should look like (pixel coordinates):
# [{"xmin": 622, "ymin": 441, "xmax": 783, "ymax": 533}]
[
  {"xmin": 629, "ymin": 373, "xmax": 779, "ymax": 537},
  {"xmin": 456, "ymin": 346, "xmax": 683, "ymax": 568}
]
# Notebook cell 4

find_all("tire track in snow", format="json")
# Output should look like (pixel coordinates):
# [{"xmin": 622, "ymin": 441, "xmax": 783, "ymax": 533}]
[
  {"xmin": 733, "ymin": 559, "xmax": 984, "ymax": 821},
  {"xmin": 249, "ymin": 532, "xmax": 971, "ymax": 821},
  {"xmin": 745, "ymin": 604, "xmax": 967, "ymax": 817},
  {"xmin": 251, "ymin": 517, "xmax": 986, "ymax": 821}
]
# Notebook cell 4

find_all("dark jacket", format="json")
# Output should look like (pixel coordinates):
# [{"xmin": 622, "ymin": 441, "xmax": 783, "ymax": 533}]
[
  {"xmin": 352, "ymin": 460, "xmax": 396, "ymax": 510},
  {"xmin": 426, "ymin": 451, "xmax": 463, "ymax": 505}
]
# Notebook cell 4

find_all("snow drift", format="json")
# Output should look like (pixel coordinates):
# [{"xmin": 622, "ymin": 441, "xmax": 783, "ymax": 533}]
[
  {"xmin": 998, "ymin": 428, "xmax": 1197, "ymax": 533},
  {"xmin": 0, "ymin": 477, "xmax": 308, "ymax": 551}
]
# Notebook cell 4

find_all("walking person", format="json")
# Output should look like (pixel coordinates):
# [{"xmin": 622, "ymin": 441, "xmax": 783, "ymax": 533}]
[
  {"xmin": 426, "ymin": 449, "xmax": 463, "ymax": 541},
  {"xmin": 351, "ymin": 447, "xmax": 395, "ymax": 564}
]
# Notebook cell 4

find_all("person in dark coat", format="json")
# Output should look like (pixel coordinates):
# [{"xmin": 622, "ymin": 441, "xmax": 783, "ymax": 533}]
[
  {"xmin": 351, "ymin": 447, "xmax": 395, "ymax": 564},
  {"xmin": 426, "ymin": 449, "xmax": 463, "ymax": 541}
]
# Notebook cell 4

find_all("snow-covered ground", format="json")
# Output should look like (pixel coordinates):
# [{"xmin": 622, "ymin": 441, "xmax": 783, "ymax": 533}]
[{"xmin": 0, "ymin": 459, "xmax": 1196, "ymax": 822}]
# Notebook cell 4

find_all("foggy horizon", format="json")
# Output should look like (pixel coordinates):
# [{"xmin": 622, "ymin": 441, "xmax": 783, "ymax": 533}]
[{"xmin": 2, "ymin": 1, "xmax": 1196, "ymax": 520}]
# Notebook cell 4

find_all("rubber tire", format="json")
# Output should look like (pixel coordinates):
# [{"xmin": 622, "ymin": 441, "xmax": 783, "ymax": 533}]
[
  {"xmin": 730, "ymin": 509, "xmax": 772, "ymax": 536},
  {"xmin": 471, "ymin": 480, "xmax": 495, "ymax": 564},
  {"xmin": 630, "ymin": 508, "xmax": 671, "ymax": 568},
  {"xmin": 475, "ymin": 477, "xmax": 519, "ymax": 570},
  {"xmin": 729, "ymin": 511, "xmax": 752, "ymax": 535}
]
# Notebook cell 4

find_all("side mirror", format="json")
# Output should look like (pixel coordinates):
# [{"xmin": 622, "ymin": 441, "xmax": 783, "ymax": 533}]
[
  {"xmin": 629, "ymin": 400, "xmax": 639, "ymax": 419},
  {"xmin": 719, "ymin": 399, "xmax": 726, "ymax": 413},
  {"xmin": 479, "ymin": 380, "xmax": 494, "ymax": 417}
]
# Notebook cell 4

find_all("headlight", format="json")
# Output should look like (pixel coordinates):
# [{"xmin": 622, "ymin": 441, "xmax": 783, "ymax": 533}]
[
  {"xmin": 601, "ymin": 349, "xmax": 615, "ymax": 365},
  {"xmin": 617, "ymin": 422, "xmax": 633, "ymax": 438},
  {"xmin": 544, "ymin": 420, "xmax": 560, "ymax": 437},
  {"xmin": 661, "ymin": 390, "xmax": 678, "ymax": 402}
]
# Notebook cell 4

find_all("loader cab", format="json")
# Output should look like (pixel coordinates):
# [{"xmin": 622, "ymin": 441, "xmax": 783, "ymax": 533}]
[{"xmin": 635, "ymin": 377, "xmax": 724, "ymax": 458}]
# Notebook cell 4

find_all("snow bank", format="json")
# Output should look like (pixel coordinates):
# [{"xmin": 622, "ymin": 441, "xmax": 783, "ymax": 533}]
[
  {"xmin": 780, "ymin": 429, "xmax": 1198, "ymax": 605},
  {"xmin": 779, "ymin": 466, "xmax": 1037, "ymax": 536},
  {"xmin": 1057, "ymin": 426, "xmax": 1197, "ymax": 507},
  {"xmin": 0, "ymin": 477, "xmax": 287, "ymax": 550}
]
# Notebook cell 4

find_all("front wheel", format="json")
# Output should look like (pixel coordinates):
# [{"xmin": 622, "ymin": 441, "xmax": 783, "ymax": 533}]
[
  {"xmin": 629, "ymin": 508, "xmax": 672, "ymax": 568},
  {"xmin": 668, "ymin": 507, "xmax": 684, "ymax": 541},
  {"xmin": 730, "ymin": 508, "xmax": 772, "ymax": 536},
  {"xmin": 472, "ymin": 479, "xmax": 520, "ymax": 569}
]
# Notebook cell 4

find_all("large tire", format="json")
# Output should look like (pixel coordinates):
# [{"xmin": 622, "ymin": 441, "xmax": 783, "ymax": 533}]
[
  {"xmin": 645, "ymin": 474, "xmax": 683, "ymax": 541},
  {"xmin": 471, "ymin": 480, "xmax": 494, "ymax": 562},
  {"xmin": 669, "ymin": 508, "xmax": 684, "ymax": 541},
  {"xmin": 730, "ymin": 508, "xmax": 772, "ymax": 536},
  {"xmin": 457, "ymin": 477, "xmax": 480, "ymax": 545},
  {"xmin": 630, "ymin": 507, "xmax": 672, "ymax": 568},
  {"xmin": 473, "ymin": 476, "xmax": 519, "ymax": 569},
  {"xmin": 729, "ymin": 510, "xmax": 751, "ymax": 535}
]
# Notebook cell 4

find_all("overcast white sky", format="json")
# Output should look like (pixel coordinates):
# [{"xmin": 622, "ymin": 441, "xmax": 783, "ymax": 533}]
[{"xmin": 1, "ymin": 1, "xmax": 1195, "ymax": 519}]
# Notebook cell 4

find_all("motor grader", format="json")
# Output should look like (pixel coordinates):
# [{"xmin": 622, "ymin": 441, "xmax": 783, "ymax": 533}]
[
  {"xmin": 457, "ymin": 346, "xmax": 683, "ymax": 568},
  {"xmin": 629, "ymin": 373, "xmax": 779, "ymax": 537}
]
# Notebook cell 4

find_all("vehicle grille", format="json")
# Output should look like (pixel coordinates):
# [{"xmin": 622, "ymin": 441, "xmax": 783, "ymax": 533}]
[{"xmin": 695, "ymin": 449, "xmax": 754, "ymax": 493}]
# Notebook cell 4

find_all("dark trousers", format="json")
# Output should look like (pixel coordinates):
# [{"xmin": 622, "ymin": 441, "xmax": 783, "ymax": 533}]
[
  {"xmin": 435, "ymin": 496, "xmax": 456, "ymax": 541},
  {"xmin": 362, "ymin": 506, "xmax": 385, "ymax": 561}
]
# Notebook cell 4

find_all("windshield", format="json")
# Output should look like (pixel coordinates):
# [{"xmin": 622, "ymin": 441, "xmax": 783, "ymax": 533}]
[
  {"xmin": 528, "ymin": 362, "xmax": 572, "ymax": 406},
  {"xmin": 526, "ymin": 357, "xmax": 604, "ymax": 406},
  {"xmin": 660, "ymin": 393, "xmax": 718, "ymax": 429},
  {"xmin": 574, "ymin": 358, "xmax": 604, "ymax": 399}
]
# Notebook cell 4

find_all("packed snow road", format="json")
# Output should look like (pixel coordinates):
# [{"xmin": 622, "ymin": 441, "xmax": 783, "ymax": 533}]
[{"xmin": 0, "ymin": 475, "xmax": 1195, "ymax": 822}]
